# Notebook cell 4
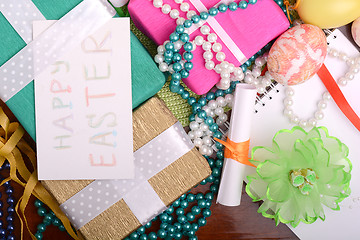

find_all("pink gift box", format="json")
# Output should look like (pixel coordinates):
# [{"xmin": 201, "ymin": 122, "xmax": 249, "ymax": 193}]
[{"xmin": 128, "ymin": 0, "xmax": 289, "ymax": 95}]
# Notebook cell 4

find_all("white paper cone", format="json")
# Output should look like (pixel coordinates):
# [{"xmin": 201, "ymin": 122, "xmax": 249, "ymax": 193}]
[{"xmin": 217, "ymin": 84, "xmax": 257, "ymax": 206}]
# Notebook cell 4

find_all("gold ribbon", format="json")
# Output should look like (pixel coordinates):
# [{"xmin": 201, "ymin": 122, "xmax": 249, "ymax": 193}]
[
  {"xmin": 0, "ymin": 107, "xmax": 80, "ymax": 240},
  {"xmin": 283, "ymin": 0, "xmax": 293, "ymax": 24}
]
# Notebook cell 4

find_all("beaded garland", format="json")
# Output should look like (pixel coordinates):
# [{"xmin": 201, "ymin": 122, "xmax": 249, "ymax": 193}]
[{"xmin": 0, "ymin": 161, "xmax": 15, "ymax": 240}]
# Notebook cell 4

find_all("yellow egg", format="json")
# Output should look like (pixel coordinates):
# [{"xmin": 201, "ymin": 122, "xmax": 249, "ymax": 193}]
[
  {"xmin": 267, "ymin": 24, "xmax": 327, "ymax": 86},
  {"xmin": 295, "ymin": 0, "xmax": 360, "ymax": 29}
]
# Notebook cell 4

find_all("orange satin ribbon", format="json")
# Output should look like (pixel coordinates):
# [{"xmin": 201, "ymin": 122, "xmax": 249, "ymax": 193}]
[
  {"xmin": 283, "ymin": 0, "xmax": 293, "ymax": 24},
  {"xmin": 317, "ymin": 64, "xmax": 360, "ymax": 132},
  {"xmin": 214, "ymin": 138, "xmax": 255, "ymax": 167}
]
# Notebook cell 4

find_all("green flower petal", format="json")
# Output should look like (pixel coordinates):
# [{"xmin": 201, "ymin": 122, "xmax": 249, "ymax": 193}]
[
  {"xmin": 272, "ymin": 127, "xmax": 307, "ymax": 156},
  {"xmin": 246, "ymin": 175, "xmax": 268, "ymax": 201},
  {"xmin": 250, "ymin": 146, "xmax": 280, "ymax": 166},
  {"xmin": 257, "ymin": 159, "xmax": 285, "ymax": 180},
  {"xmin": 266, "ymin": 178, "xmax": 291, "ymax": 203}
]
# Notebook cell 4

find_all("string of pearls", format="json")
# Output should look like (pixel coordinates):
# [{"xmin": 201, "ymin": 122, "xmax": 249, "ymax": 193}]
[
  {"xmin": 188, "ymin": 93, "xmax": 233, "ymax": 156},
  {"xmin": 151, "ymin": 0, "xmax": 198, "ymax": 25},
  {"xmin": 283, "ymin": 47, "xmax": 360, "ymax": 128}
]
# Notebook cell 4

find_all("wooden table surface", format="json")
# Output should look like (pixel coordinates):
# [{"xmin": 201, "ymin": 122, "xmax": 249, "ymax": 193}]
[{"xmin": 1, "ymin": 100, "xmax": 299, "ymax": 240}]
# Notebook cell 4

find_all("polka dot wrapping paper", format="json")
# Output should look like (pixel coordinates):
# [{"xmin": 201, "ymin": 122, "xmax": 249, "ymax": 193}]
[{"xmin": 41, "ymin": 97, "xmax": 211, "ymax": 239}]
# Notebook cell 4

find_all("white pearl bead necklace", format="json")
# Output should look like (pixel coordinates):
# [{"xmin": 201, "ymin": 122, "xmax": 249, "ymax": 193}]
[
  {"xmin": 282, "ymin": 47, "xmax": 360, "ymax": 128},
  {"xmin": 188, "ymin": 93, "xmax": 233, "ymax": 156}
]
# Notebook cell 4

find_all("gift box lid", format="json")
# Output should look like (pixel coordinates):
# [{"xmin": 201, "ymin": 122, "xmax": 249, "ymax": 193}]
[
  {"xmin": 42, "ymin": 97, "xmax": 211, "ymax": 239},
  {"xmin": 128, "ymin": 0, "xmax": 290, "ymax": 94}
]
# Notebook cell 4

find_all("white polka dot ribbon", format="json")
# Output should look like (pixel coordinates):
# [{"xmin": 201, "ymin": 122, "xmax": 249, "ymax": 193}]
[
  {"xmin": 0, "ymin": 0, "xmax": 46, "ymax": 44},
  {"xmin": 188, "ymin": 0, "xmax": 248, "ymax": 65},
  {"xmin": 0, "ymin": 0, "xmax": 116, "ymax": 102},
  {"xmin": 60, "ymin": 121, "xmax": 194, "ymax": 229}
]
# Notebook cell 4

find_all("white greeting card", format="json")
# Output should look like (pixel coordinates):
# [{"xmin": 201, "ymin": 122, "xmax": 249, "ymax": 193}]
[{"xmin": 34, "ymin": 19, "xmax": 134, "ymax": 180}]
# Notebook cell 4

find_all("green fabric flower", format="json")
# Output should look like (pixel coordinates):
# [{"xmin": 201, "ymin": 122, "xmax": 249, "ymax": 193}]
[{"xmin": 246, "ymin": 126, "xmax": 352, "ymax": 227}]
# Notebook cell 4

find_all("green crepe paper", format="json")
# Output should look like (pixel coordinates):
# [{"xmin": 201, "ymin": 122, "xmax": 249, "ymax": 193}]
[
  {"xmin": 246, "ymin": 126, "xmax": 352, "ymax": 228},
  {"xmin": 1, "ymin": 1, "xmax": 165, "ymax": 140}
]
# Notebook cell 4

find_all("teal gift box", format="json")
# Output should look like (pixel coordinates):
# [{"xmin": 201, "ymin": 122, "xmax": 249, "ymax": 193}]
[{"xmin": 0, "ymin": 0, "xmax": 165, "ymax": 140}]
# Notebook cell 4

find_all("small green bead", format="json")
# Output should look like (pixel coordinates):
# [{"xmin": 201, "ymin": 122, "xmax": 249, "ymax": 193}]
[
  {"xmin": 198, "ymin": 199, "xmax": 207, "ymax": 208},
  {"xmin": 189, "ymin": 236, "xmax": 197, "ymax": 240},
  {"xmin": 198, "ymin": 217, "xmax": 207, "ymax": 226},
  {"xmin": 210, "ymin": 184, "xmax": 219, "ymax": 193},
  {"xmin": 205, "ymin": 201, "xmax": 212, "ymax": 208},
  {"xmin": 183, "ymin": 52, "xmax": 193, "ymax": 61},
  {"xmin": 215, "ymin": 141, "xmax": 223, "ymax": 150},
  {"xmin": 166, "ymin": 206, "xmax": 174, "ymax": 215},
  {"xmin": 158, "ymin": 229, "xmax": 167, "ymax": 239},
  {"xmin": 180, "ymin": 69, "xmax": 189, "ymax": 78},
  {"xmin": 160, "ymin": 214, "xmax": 169, "ymax": 222},
  {"xmin": 37, "ymin": 223, "xmax": 46, "ymax": 233},
  {"xmin": 192, "ymin": 103, "xmax": 201, "ymax": 113},
  {"xmin": 192, "ymin": 223, "xmax": 199, "ymax": 232},
  {"xmin": 205, "ymin": 117, "xmax": 214, "ymax": 125},
  {"xmin": 184, "ymin": 62, "xmax": 193, "ymax": 71},
  {"xmin": 145, "ymin": 221, "xmax": 152, "ymax": 228},
  {"xmin": 228, "ymin": 2, "xmax": 238, "ymax": 11},
  {"xmin": 215, "ymin": 89, "xmax": 224, "ymax": 97},
  {"xmin": 34, "ymin": 200, "xmax": 43, "ymax": 208},
  {"xmin": 216, "ymin": 150, "xmax": 224, "ymax": 160},
  {"xmin": 178, "ymin": 86, "xmax": 184, "ymax": 95},
  {"xmin": 196, "ymin": 193, "xmax": 204, "ymax": 200},
  {"xmin": 180, "ymin": 33, "xmax": 190, "ymax": 43},
  {"xmin": 200, "ymin": 179, "xmax": 207, "ymax": 185},
  {"xmin": 130, "ymin": 232, "xmax": 139, "ymax": 240},
  {"xmin": 206, "ymin": 92, "xmax": 215, "ymax": 100},
  {"xmin": 213, "ymin": 130, "xmax": 222, "ymax": 138},
  {"xmin": 191, "ymin": 15, "xmax": 200, "ymax": 24},
  {"xmin": 208, "ymin": 7, "xmax": 218, "ymax": 16},
  {"xmin": 183, "ymin": 222, "xmax": 191, "ymax": 231},
  {"xmin": 198, "ymin": 98, "xmax": 207, "ymax": 106},
  {"xmin": 203, "ymin": 209, "xmax": 212, "ymax": 218},
  {"xmin": 215, "ymin": 160, "xmax": 223, "ymax": 168},
  {"xmin": 187, "ymin": 193, "xmax": 196, "ymax": 202},
  {"xmin": 191, "ymin": 206, "xmax": 201, "ymax": 215},
  {"xmin": 174, "ymin": 232, "xmax": 182, "ymax": 240},
  {"xmin": 165, "ymin": 42, "xmax": 174, "ymax": 51},
  {"xmin": 238, "ymin": 0, "xmax": 248, "ymax": 9},
  {"xmin": 137, "ymin": 226, "xmax": 146, "ymax": 235},
  {"xmin": 177, "ymin": 215, "xmax": 186, "ymax": 223},
  {"xmin": 176, "ymin": 25, "xmax": 185, "ymax": 34},
  {"xmin": 160, "ymin": 223, "xmax": 168, "ymax": 229},
  {"xmin": 148, "ymin": 232, "xmax": 157, "ymax": 240},
  {"xmin": 52, "ymin": 218, "xmax": 61, "ymax": 227},
  {"xmin": 35, "ymin": 232, "xmax": 43, "ymax": 240},
  {"xmin": 59, "ymin": 224, "xmax": 66, "ymax": 232},
  {"xmin": 172, "ymin": 62, "xmax": 182, "ymax": 72},
  {"xmin": 172, "ymin": 73, "xmax": 181, "ymax": 81},
  {"xmin": 184, "ymin": 20, "xmax": 193, "ymax": 28},
  {"xmin": 206, "ymin": 175, "xmax": 215, "ymax": 183},
  {"xmin": 187, "ymin": 230, "xmax": 196, "ymax": 237},
  {"xmin": 197, "ymin": 110, "xmax": 207, "ymax": 119},
  {"xmin": 174, "ymin": 222, "xmax": 182, "ymax": 231},
  {"xmin": 167, "ymin": 225, "xmax": 176, "ymax": 234},
  {"xmin": 164, "ymin": 51, "xmax": 173, "ymax": 58},
  {"xmin": 170, "ymin": 32, "xmax": 180, "ymax": 42},
  {"xmin": 172, "ymin": 53, "xmax": 182, "ymax": 63},
  {"xmin": 209, "ymin": 124, "xmax": 218, "ymax": 132},
  {"xmin": 183, "ymin": 42, "xmax": 193, "ymax": 52},
  {"xmin": 188, "ymin": 97, "xmax": 196, "ymax": 105},
  {"xmin": 207, "ymin": 158, "xmax": 215, "ymax": 167},
  {"xmin": 139, "ymin": 234, "xmax": 148, "ymax": 240},
  {"xmin": 180, "ymin": 200, "xmax": 189, "ymax": 209},
  {"xmin": 37, "ymin": 207, "xmax": 47, "ymax": 217},
  {"xmin": 186, "ymin": 212, "xmax": 195, "ymax": 221},
  {"xmin": 200, "ymin": 12, "xmax": 209, "ymax": 20},
  {"xmin": 218, "ymin": 3, "xmax": 228, "ymax": 12},
  {"xmin": 170, "ymin": 84, "xmax": 180, "ymax": 93},
  {"xmin": 205, "ymin": 192, "xmax": 214, "ymax": 201},
  {"xmin": 182, "ymin": 91, "xmax": 190, "ymax": 100}
]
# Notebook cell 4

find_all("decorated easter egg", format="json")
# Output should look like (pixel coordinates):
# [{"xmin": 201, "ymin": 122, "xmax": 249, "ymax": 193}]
[
  {"xmin": 295, "ymin": 0, "xmax": 360, "ymax": 29},
  {"xmin": 267, "ymin": 24, "xmax": 327, "ymax": 86},
  {"xmin": 352, "ymin": 17, "xmax": 360, "ymax": 47}
]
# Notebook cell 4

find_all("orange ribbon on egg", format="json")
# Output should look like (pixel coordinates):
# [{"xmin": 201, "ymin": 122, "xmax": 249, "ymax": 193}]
[{"xmin": 214, "ymin": 138, "xmax": 255, "ymax": 167}]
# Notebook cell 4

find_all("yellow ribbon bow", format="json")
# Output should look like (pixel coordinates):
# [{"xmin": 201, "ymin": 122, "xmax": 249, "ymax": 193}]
[{"xmin": 0, "ymin": 107, "xmax": 80, "ymax": 240}]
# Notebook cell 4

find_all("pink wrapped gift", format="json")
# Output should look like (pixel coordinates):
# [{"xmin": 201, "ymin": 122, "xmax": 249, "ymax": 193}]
[{"xmin": 128, "ymin": 0, "xmax": 289, "ymax": 95}]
